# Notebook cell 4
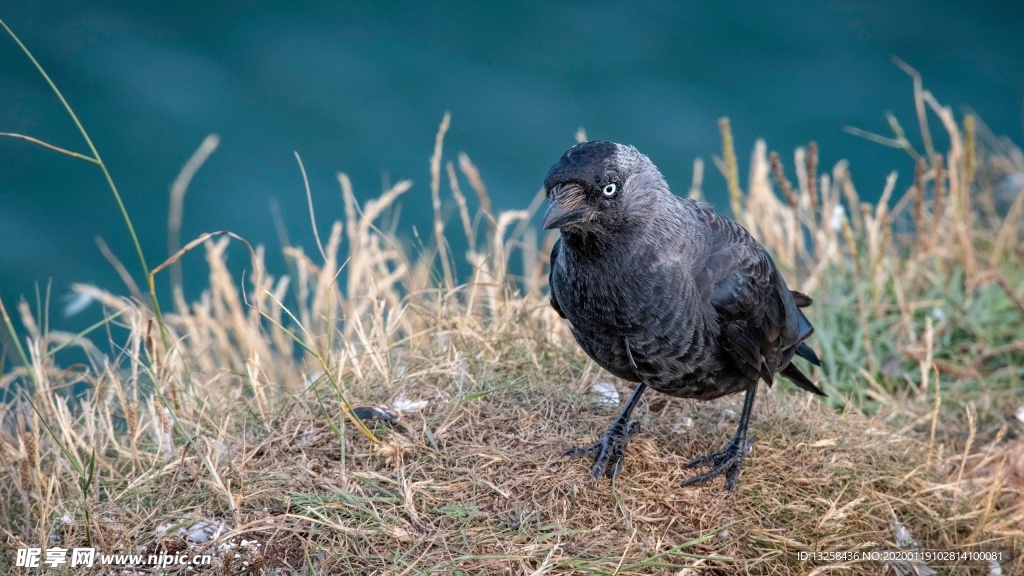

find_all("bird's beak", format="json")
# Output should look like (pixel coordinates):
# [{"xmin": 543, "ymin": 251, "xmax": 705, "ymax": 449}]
[
  {"xmin": 543, "ymin": 202, "xmax": 589, "ymax": 229},
  {"xmin": 543, "ymin": 185, "xmax": 589, "ymax": 229}
]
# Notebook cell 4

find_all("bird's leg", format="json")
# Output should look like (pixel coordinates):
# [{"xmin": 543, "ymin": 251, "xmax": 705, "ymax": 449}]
[
  {"xmin": 681, "ymin": 382, "xmax": 759, "ymax": 491},
  {"xmin": 564, "ymin": 382, "xmax": 646, "ymax": 480}
]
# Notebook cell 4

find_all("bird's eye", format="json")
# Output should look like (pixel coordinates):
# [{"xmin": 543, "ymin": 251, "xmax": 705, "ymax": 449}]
[{"xmin": 602, "ymin": 183, "xmax": 617, "ymax": 197}]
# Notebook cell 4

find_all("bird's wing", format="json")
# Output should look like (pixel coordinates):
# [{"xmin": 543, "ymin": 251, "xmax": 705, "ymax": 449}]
[
  {"xmin": 700, "ymin": 217, "xmax": 774, "ymax": 319},
  {"xmin": 549, "ymin": 237, "xmax": 566, "ymax": 319},
  {"xmin": 696, "ymin": 215, "xmax": 787, "ymax": 384}
]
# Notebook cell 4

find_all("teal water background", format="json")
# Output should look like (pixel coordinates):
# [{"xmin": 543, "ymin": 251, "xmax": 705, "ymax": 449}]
[{"xmin": 1, "ymin": 1, "xmax": 1022, "ymax": 325}]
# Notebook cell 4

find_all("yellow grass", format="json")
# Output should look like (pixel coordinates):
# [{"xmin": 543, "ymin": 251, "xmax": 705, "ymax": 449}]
[{"xmin": 2, "ymin": 87, "xmax": 1023, "ymax": 575}]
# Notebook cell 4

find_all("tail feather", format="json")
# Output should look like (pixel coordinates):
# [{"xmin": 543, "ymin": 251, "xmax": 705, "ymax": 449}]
[
  {"xmin": 783, "ymin": 289, "xmax": 823, "ymax": 395},
  {"xmin": 791, "ymin": 290, "xmax": 813, "ymax": 308},
  {"xmin": 780, "ymin": 363, "xmax": 826, "ymax": 396},
  {"xmin": 795, "ymin": 342, "xmax": 821, "ymax": 366}
]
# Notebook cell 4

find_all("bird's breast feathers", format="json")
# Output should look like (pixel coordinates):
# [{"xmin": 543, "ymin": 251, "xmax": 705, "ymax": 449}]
[{"xmin": 553, "ymin": 245, "xmax": 695, "ymax": 336}]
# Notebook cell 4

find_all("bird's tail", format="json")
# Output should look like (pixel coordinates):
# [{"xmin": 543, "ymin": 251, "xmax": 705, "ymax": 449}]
[
  {"xmin": 780, "ymin": 363, "xmax": 826, "ymax": 396},
  {"xmin": 795, "ymin": 342, "xmax": 821, "ymax": 366},
  {"xmin": 791, "ymin": 290, "xmax": 813, "ymax": 308},
  {"xmin": 786, "ymin": 288, "xmax": 824, "ymax": 395}
]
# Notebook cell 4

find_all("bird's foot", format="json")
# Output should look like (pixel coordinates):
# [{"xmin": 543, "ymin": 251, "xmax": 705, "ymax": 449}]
[
  {"xmin": 680, "ymin": 435, "xmax": 757, "ymax": 492},
  {"xmin": 564, "ymin": 420, "xmax": 641, "ymax": 481}
]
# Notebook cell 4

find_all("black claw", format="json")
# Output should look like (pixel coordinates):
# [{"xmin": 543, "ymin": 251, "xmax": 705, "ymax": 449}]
[
  {"xmin": 564, "ymin": 420, "xmax": 641, "ymax": 481},
  {"xmin": 681, "ymin": 435, "xmax": 756, "ymax": 491}
]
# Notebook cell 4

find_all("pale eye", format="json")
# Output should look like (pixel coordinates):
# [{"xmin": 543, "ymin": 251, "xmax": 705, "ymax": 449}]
[{"xmin": 602, "ymin": 183, "xmax": 617, "ymax": 197}]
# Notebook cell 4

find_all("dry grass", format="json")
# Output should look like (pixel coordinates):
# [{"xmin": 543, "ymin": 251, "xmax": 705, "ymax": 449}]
[{"xmin": 2, "ymin": 84, "xmax": 1023, "ymax": 575}]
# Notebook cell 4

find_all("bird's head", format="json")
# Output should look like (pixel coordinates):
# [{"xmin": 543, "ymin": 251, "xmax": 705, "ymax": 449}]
[{"xmin": 542, "ymin": 141, "xmax": 669, "ymax": 236}]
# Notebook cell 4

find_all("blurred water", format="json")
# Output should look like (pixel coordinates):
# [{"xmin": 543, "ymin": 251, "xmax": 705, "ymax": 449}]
[{"xmin": 0, "ymin": 1, "xmax": 1021, "ymax": 324}]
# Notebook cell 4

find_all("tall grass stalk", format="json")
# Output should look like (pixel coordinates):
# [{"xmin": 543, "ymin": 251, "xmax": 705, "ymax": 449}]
[{"xmin": 0, "ymin": 18, "xmax": 172, "ymax": 381}]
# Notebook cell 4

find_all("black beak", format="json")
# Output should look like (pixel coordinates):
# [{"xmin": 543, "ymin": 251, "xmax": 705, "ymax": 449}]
[{"xmin": 543, "ymin": 187, "xmax": 590, "ymax": 229}]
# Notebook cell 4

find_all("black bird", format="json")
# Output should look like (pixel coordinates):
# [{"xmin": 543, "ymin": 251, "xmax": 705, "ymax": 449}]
[{"xmin": 544, "ymin": 141, "xmax": 823, "ymax": 491}]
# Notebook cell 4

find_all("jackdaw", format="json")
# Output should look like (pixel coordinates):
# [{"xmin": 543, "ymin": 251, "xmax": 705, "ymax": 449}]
[{"xmin": 544, "ymin": 141, "xmax": 823, "ymax": 491}]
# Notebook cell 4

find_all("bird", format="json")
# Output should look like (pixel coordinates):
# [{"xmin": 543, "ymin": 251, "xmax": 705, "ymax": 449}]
[{"xmin": 544, "ymin": 141, "xmax": 823, "ymax": 491}]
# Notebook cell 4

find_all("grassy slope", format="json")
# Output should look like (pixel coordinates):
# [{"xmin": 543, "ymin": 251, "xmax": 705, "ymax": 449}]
[{"xmin": 1, "ymin": 94, "xmax": 1023, "ymax": 575}]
